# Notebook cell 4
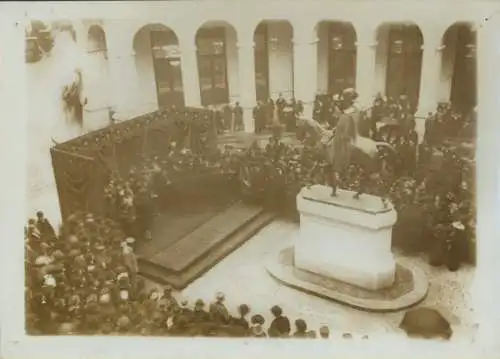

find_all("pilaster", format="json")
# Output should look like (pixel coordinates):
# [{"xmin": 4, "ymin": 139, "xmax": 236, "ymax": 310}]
[
  {"xmin": 354, "ymin": 24, "xmax": 378, "ymax": 109},
  {"xmin": 105, "ymin": 21, "xmax": 139, "ymax": 121},
  {"xmin": 293, "ymin": 34, "xmax": 318, "ymax": 118},
  {"xmin": 237, "ymin": 41, "xmax": 257, "ymax": 133}
]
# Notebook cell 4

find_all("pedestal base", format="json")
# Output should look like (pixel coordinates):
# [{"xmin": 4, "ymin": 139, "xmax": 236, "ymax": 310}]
[
  {"xmin": 296, "ymin": 185, "xmax": 398, "ymax": 291},
  {"xmin": 266, "ymin": 247, "xmax": 428, "ymax": 312}
]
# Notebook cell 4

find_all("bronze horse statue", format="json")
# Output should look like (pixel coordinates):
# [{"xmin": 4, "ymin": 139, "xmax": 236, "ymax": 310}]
[{"xmin": 296, "ymin": 114, "xmax": 396, "ymax": 207}]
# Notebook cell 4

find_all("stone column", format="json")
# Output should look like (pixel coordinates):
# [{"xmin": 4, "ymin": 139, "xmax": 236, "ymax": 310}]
[
  {"xmin": 417, "ymin": 38, "xmax": 444, "ymax": 118},
  {"xmin": 237, "ymin": 41, "xmax": 257, "ymax": 133},
  {"xmin": 355, "ymin": 39, "xmax": 378, "ymax": 109},
  {"xmin": 293, "ymin": 36, "xmax": 318, "ymax": 119},
  {"xmin": 106, "ymin": 23, "xmax": 139, "ymax": 121},
  {"xmin": 179, "ymin": 44, "xmax": 201, "ymax": 107}
]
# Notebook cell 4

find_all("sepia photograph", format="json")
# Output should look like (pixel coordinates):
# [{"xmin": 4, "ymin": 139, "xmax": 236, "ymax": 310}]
[{"xmin": 1, "ymin": 0, "xmax": 499, "ymax": 358}]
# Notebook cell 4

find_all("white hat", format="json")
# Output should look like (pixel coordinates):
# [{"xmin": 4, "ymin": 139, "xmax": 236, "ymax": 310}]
[
  {"xmin": 125, "ymin": 237, "xmax": 135, "ymax": 244},
  {"xmin": 117, "ymin": 272, "xmax": 129, "ymax": 281},
  {"xmin": 35, "ymin": 255, "xmax": 53, "ymax": 266},
  {"xmin": 100, "ymin": 293, "xmax": 111, "ymax": 304},
  {"xmin": 120, "ymin": 290, "xmax": 129, "ymax": 300},
  {"xmin": 44, "ymin": 274, "xmax": 57, "ymax": 287}
]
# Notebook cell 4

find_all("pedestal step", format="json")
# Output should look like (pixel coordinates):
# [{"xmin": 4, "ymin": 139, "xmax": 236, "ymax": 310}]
[
  {"xmin": 139, "ymin": 203, "xmax": 275, "ymax": 289},
  {"xmin": 267, "ymin": 247, "xmax": 428, "ymax": 312}
]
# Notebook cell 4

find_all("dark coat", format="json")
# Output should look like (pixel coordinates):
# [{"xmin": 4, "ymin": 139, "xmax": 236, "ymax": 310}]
[{"xmin": 268, "ymin": 316, "xmax": 291, "ymax": 337}]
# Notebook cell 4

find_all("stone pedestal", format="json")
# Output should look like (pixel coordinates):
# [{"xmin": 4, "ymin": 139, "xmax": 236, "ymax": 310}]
[{"xmin": 295, "ymin": 185, "xmax": 397, "ymax": 291}]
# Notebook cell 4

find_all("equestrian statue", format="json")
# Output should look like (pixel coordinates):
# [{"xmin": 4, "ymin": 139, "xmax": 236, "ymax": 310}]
[{"xmin": 296, "ymin": 88, "xmax": 396, "ymax": 206}]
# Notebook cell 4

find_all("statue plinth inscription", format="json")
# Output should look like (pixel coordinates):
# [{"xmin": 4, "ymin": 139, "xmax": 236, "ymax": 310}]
[{"xmin": 295, "ymin": 185, "xmax": 397, "ymax": 290}]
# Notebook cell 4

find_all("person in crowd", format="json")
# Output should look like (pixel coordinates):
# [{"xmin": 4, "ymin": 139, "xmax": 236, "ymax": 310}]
[
  {"xmin": 266, "ymin": 98, "xmax": 275, "ymax": 128},
  {"xmin": 268, "ymin": 305, "xmax": 291, "ymax": 338},
  {"xmin": 121, "ymin": 239, "xmax": 138, "ymax": 278},
  {"xmin": 295, "ymin": 100, "xmax": 304, "ymax": 117},
  {"xmin": 370, "ymin": 93, "xmax": 385, "ymax": 135},
  {"xmin": 250, "ymin": 314, "xmax": 267, "ymax": 338},
  {"xmin": 36, "ymin": 211, "xmax": 56, "ymax": 239},
  {"xmin": 213, "ymin": 108, "xmax": 225, "ymax": 135},
  {"xmin": 306, "ymin": 329, "xmax": 317, "ymax": 338},
  {"xmin": 319, "ymin": 325, "xmax": 330, "ymax": 339},
  {"xmin": 158, "ymin": 286, "xmax": 178, "ymax": 316},
  {"xmin": 192, "ymin": 299, "xmax": 210, "ymax": 323},
  {"xmin": 26, "ymin": 218, "xmax": 41, "ymax": 245},
  {"xmin": 253, "ymin": 101, "xmax": 264, "ymax": 133},
  {"xmin": 313, "ymin": 97, "xmax": 323, "ymax": 123},
  {"xmin": 178, "ymin": 299, "xmax": 193, "ymax": 320},
  {"xmin": 233, "ymin": 101, "xmax": 244, "ymax": 132},
  {"xmin": 209, "ymin": 292, "xmax": 230, "ymax": 324},
  {"xmin": 276, "ymin": 92, "xmax": 286, "ymax": 115},
  {"xmin": 292, "ymin": 318, "xmax": 308, "ymax": 338},
  {"xmin": 232, "ymin": 303, "xmax": 250, "ymax": 330}
]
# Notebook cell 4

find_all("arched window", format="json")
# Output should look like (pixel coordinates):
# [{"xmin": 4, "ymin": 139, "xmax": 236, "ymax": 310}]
[
  {"xmin": 25, "ymin": 20, "xmax": 53, "ymax": 63},
  {"xmin": 196, "ymin": 26, "xmax": 230, "ymax": 106},
  {"xmin": 88, "ymin": 25, "xmax": 108, "ymax": 58},
  {"xmin": 327, "ymin": 22, "xmax": 357, "ymax": 95},
  {"xmin": 150, "ymin": 28, "xmax": 183, "ymax": 107},
  {"xmin": 385, "ymin": 23, "xmax": 423, "ymax": 109}
]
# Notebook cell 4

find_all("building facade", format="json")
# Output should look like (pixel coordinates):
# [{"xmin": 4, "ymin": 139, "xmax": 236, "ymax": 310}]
[{"xmin": 22, "ymin": 1, "xmax": 486, "ymax": 133}]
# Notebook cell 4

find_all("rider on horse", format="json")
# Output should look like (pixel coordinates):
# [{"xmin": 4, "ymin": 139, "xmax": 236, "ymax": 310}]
[{"xmin": 298, "ymin": 88, "xmax": 396, "ymax": 201}]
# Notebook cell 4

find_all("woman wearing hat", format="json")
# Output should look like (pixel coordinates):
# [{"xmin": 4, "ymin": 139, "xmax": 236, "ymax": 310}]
[
  {"xmin": 250, "ymin": 314, "xmax": 267, "ymax": 338},
  {"xmin": 192, "ymin": 299, "xmax": 210, "ymax": 323},
  {"xmin": 209, "ymin": 292, "xmax": 230, "ymax": 324}
]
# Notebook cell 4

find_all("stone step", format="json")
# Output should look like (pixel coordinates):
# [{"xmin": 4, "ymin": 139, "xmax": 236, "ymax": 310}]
[
  {"xmin": 138, "ymin": 209, "xmax": 275, "ymax": 289},
  {"xmin": 148, "ymin": 202, "xmax": 264, "ymax": 272}
]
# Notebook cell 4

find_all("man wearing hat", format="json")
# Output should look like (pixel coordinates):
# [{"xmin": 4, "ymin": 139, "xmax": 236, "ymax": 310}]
[
  {"xmin": 158, "ymin": 286, "xmax": 179, "ymax": 316},
  {"xmin": 250, "ymin": 314, "xmax": 267, "ymax": 337},
  {"xmin": 209, "ymin": 292, "xmax": 230, "ymax": 324},
  {"xmin": 36, "ymin": 211, "xmax": 56, "ymax": 239},
  {"xmin": 121, "ymin": 240, "xmax": 138, "ymax": 277}
]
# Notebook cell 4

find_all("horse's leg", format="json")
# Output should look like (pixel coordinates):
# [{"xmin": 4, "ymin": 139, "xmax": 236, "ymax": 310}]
[
  {"xmin": 380, "ymin": 196, "xmax": 388, "ymax": 209},
  {"xmin": 353, "ymin": 170, "xmax": 367, "ymax": 200},
  {"xmin": 306, "ymin": 162, "xmax": 318, "ymax": 188},
  {"xmin": 329, "ymin": 167, "xmax": 338, "ymax": 197}
]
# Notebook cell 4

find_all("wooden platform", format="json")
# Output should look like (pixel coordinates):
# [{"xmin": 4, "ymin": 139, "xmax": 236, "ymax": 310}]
[{"xmin": 138, "ymin": 201, "xmax": 275, "ymax": 289}]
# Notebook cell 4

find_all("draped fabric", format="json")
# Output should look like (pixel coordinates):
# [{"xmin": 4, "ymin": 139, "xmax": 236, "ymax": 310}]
[
  {"xmin": 50, "ymin": 148, "xmax": 97, "ymax": 219},
  {"xmin": 51, "ymin": 107, "xmax": 219, "ymax": 220}
]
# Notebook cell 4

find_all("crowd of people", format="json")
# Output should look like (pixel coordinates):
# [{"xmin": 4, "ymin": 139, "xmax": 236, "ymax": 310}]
[
  {"xmin": 203, "ymin": 102, "xmax": 244, "ymax": 134},
  {"xmin": 253, "ymin": 93, "xmax": 305, "ymax": 133},
  {"xmin": 232, "ymin": 94, "xmax": 475, "ymax": 268},
  {"xmin": 27, "ymin": 86, "xmax": 476, "ymax": 335},
  {"xmin": 26, "ymin": 210, "xmax": 344, "ymax": 337},
  {"xmin": 97, "ymin": 91, "xmax": 475, "ymax": 270}
]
